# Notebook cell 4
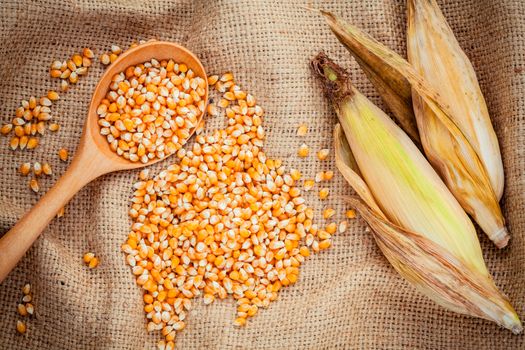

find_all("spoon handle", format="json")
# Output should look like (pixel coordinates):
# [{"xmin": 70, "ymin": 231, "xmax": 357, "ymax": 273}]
[{"xmin": 0, "ymin": 151, "xmax": 105, "ymax": 283}]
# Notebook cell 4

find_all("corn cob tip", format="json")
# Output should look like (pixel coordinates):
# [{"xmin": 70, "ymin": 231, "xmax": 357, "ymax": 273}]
[
  {"xmin": 501, "ymin": 310, "xmax": 523, "ymax": 334},
  {"xmin": 492, "ymin": 226, "xmax": 510, "ymax": 249},
  {"xmin": 310, "ymin": 52, "xmax": 354, "ymax": 104}
]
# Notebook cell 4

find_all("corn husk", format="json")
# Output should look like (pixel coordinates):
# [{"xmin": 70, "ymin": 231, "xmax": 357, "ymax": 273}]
[
  {"xmin": 311, "ymin": 52, "xmax": 521, "ymax": 333},
  {"xmin": 407, "ymin": 0, "xmax": 504, "ymax": 200},
  {"xmin": 321, "ymin": 10, "xmax": 509, "ymax": 248}
]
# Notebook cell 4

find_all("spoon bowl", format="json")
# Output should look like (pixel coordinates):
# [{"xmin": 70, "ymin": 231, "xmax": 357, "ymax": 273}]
[
  {"xmin": 0, "ymin": 41, "xmax": 208, "ymax": 283},
  {"xmin": 86, "ymin": 40, "xmax": 208, "ymax": 169}
]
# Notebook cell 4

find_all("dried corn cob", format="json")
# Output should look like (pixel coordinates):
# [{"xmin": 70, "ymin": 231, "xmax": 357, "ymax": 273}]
[
  {"xmin": 311, "ymin": 53, "xmax": 521, "ymax": 333},
  {"xmin": 320, "ymin": 10, "xmax": 509, "ymax": 248}
]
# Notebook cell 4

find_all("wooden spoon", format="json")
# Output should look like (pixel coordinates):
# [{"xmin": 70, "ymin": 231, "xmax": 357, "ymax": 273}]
[{"xmin": 0, "ymin": 41, "xmax": 208, "ymax": 283}]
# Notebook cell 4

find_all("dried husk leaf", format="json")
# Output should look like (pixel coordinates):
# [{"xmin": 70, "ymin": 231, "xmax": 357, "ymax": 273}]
[
  {"xmin": 321, "ymin": 10, "xmax": 509, "ymax": 248},
  {"xmin": 333, "ymin": 123, "xmax": 384, "ymax": 217},
  {"xmin": 407, "ymin": 0, "xmax": 504, "ymax": 200},
  {"xmin": 346, "ymin": 197, "xmax": 522, "ymax": 334},
  {"xmin": 311, "ymin": 52, "xmax": 521, "ymax": 333}
]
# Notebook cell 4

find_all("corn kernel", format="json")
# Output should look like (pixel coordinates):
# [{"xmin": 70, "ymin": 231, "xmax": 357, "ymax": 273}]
[
  {"xmin": 16, "ymin": 320, "xmax": 26, "ymax": 334},
  {"xmin": 298, "ymin": 143, "xmax": 309, "ymax": 157},
  {"xmin": 319, "ymin": 188, "xmax": 329, "ymax": 199},
  {"xmin": 297, "ymin": 124, "xmax": 308, "ymax": 136},
  {"xmin": 317, "ymin": 148, "xmax": 329, "ymax": 161}
]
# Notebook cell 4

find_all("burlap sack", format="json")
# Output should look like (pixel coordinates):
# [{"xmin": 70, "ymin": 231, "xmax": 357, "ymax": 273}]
[{"xmin": 0, "ymin": 0, "xmax": 523, "ymax": 348}]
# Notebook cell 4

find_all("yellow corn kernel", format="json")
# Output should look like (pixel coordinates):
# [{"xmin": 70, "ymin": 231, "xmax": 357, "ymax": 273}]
[
  {"xmin": 88, "ymin": 257, "xmax": 99, "ymax": 269},
  {"xmin": 326, "ymin": 223, "xmax": 337, "ymax": 234},
  {"xmin": 22, "ymin": 284, "xmax": 31, "ymax": 295},
  {"xmin": 297, "ymin": 124, "xmax": 308, "ymax": 136},
  {"xmin": 83, "ymin": 252, "xmax": 95, "ymax": 264},
  {"xmin": 19, "ymin": 163, "xmax": 31, "ymax": 176},
  {"xmin": 25, "ymin": 303, "xmax": 34, "ymax": 315},
  {"xmin": 29, "ymin": 178, "xmax": 39, "ymax": 193},
  {"xmin": 47, "ymin": 90, "xmax": 60, "ymax": 101},
  {"xmin": 233, "ymin": 317, "xmax": 246, "ymax": 327},
  {"xmin": 100, "ymin": 53, "xmax": 111, "ymax": 65},
  {"xmin": 56, "ymin": 206, "xmax": 65, "ymax": 218},
  {"xmin": 16, "ymin": 320, "xmax": 26, "ymax": 334},
  {"xmin": 319, "ymin": 188, "xmax": 329, "ymax": 199},
  {"xmin": 26, "ymin": 137, "xmax": 38, "ymax": 150},
  {"xmin": 58, "ymin": 148, "xmax": 68, "ymax": 161},
  {"xmin": 319, "ymin": 239, "xmax": 331, "ymax": 250},
  {"xmin": 317, "ymin": 148, "xmax": 329, "ymax": 161},
  {"xmin": 303, "ymin": 179, "xmax": 315, "ymax": 191},
  {"xmin": 323, "ymin": 208, "xmax": 335, "ymax": 219},
  {"xmin": 83, "ymin": 48, "xmax": 94, "ymax": 59},
  {"xmin": 298, "ymin": 143, "xmax": 309, "ymax": 157},
  {"xmin": 17, "ymin": 304, "xmax": 27, "ymax": 316},
  {"xmin": 323, "ymin": 171, "xmax": 334, "ymax": 181},
  {"xmin": 346, "ymin": 209, "xmax": 356, "ymax": 219},
  {"xmin": 290, "ymin": 169, "xmax": 301, "ymax": 181},
  {"xmin": 1, "ymin": 123, "xmax": 12, "ymax": 135},
  {"xmin": 299, "ymin": 246, "xmax": 310, "ymax": 257},
  {"xmin": 33, "ymin": 162, "xmax": 42, "ymax": 176},
  {"xmin": 42, "ymin": 163, "xmax": 52, "ymax": 176},
  {"xmin": 207, "ymin": 75, "xmax": 219, "ymax": 86}
]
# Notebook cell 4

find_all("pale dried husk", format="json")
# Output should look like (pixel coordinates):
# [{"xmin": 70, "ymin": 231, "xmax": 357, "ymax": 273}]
[
  {"xmin": 321, "ymin": 10, "xmax": 509, "ymax": 248},
  {"xmin": 311, "ymin": 52, "xmax": 521, "ymax": 332}
]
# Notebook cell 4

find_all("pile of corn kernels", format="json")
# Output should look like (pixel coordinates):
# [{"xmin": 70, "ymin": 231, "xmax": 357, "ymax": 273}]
[
  {"xmin": 96, "ymin": 59, "xmax": 206, "ymax": 163},
  {"xmin": 122, "ymin": 72, "xmax": 343, "ymax": 350}
]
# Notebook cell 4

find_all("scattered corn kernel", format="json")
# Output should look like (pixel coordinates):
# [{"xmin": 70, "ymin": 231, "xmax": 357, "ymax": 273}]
[
  {"xmin": 323, "ymin": 208, "xmax": 335, "ymax": 219},
  {"xmin": 26, "ymin": 137, "xmax": 38, "ymax": 149},
  {"xmin": 19, "ymin": 163, "xmax": 31, "ymax": 176},
  {"xmin": 326, "ymin": 222, "xmax": 337, "ymax": 234},
  {"xmin": 22, "ymin": 284, "xmax": 31, "ymax": 295},
  {"xmin": 10, "ymin": 136, "xmax": 19, "ymax": 150},
  {"xmin": 297, "ymin": 124, "xmax": 308, "ymax": 136},
  {"xmin": 317, "ymin": 148, "xmax": 329, "ymax": 161},
  {"xmin": 315, "ymin": 171, "xmax": 324, "ymax": 183},
  {"xmin": 33, "ymin": 162, "xmax": 42, "ymax": 176},
  {"xmin": 83, "ymin": 252, "xmax": 95, "ymax": 264},
  {"xmin": 88, "ymin": 257, "xmax": 99, "ymax": 269},
  {"xmin": 1, "ymin": 123, "xmax": 12, "ymax": 135},
  {"xmin": 346, "ymin": 209, "xmax": 356, "ymax": 219},
  {"xmin": 83, "ymin": 48, "xmax": 94, "ymax": 59},
  {"xmin": 111, "ymin": 45, "xmax": 122, "ymax": 54},
  {"xmin": 319, "ymin": 239, "xmax": 331, "ymax": 250},
  {"xmin": 49, "ymin": 123, "xmax": 60, "ymax": 131},
  {"xmin": 56, "ymin": 206, "xmax": 65, "ymax": 218},
  {"xmin": 25, "ymin": 303, "xmax": 34, "ymax": 315},
  {"xmin": 47, "ymin": 90, "xmax": 60, "ymax": 101},
  {"xmin": 100, "ymin": 53, "xmax": 111, "ymax": 65},
  {"xmin": 17, "ymin": 304, "xmax": 27, "ymax": 316},
  {"xmin": 16, "ymin": 320, "xmax": 26, "ymax": 334},
  {"xmin": 298, "ymin": 143, "xmax": 309, "ymax": 157},
  {"xmin": 290, "ymin": 169, "xmax": 301, "ymax": 181},
  {"xmin": 233, "ymin": 317, "xmax": 246, "ymax": 327},
  {"xmin": 58, "ymin": 148, "xmax": 68, "ymax": 161},
  {"xmin": 323, "ymin": 170, "xmax": 334, "ymax": 181},
  {"xmin": 61, "ymin": 80, "xmax": 69, "ymax": 91},
  {"xmin": 319, "ymin": 188, "xmax": 329, "ymax": 199},
  {"xmin": 42, "ymin": 163, "xmax": 52, "ymax": 175},
  {"xmin": 22, "ymin": 295, "xmax": 31, "ymax": 303},
  {"xmin": 29, "ymin": 178, "xmax": 39, "ymax": 193},
  {"xmin": 303, "ymin": 179, "xmax": 315, "ymax": 191},
  {"xmin": 339, "ymin": 220, "xmax": 348, "ymax": 233}
]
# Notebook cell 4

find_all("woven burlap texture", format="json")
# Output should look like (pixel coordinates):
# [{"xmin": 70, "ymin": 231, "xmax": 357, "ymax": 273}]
[{"xmin": 1, "ymin": 0, "xmax": 524, "ymax": 349}]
